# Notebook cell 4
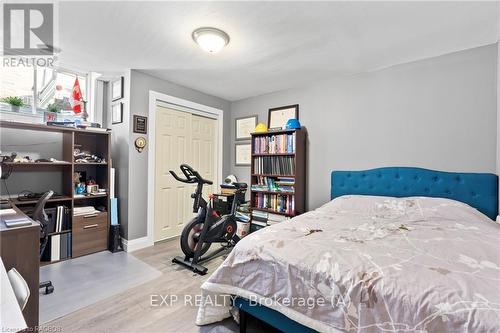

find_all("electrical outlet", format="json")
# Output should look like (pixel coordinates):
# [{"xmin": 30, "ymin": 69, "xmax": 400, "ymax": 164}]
[{"xmin": 497, "ymin": 215, "xmax": 500, "ymax": 224}]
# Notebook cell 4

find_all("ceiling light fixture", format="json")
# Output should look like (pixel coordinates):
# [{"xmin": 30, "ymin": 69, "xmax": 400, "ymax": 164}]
[{"xmin": 192, "ymin": 27, "xmax": 230, "ymax": 54}]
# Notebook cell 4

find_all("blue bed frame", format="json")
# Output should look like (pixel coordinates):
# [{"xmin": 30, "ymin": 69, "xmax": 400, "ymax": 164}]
[{"xmin": 235, "ymin": 167, "xmax": 498, "ymax": 333}]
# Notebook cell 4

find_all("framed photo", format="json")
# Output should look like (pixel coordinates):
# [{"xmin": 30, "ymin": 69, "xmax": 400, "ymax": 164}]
[
  {"xmin": 111, "ymin": 76, "xmax": 124, "ymax": 101},
  {"xmin": 111, "ymin": 102, "xmax": 123, "ymax": 124},
  {"xmin": 235, "ymin": 115, "xmax": 257, "ymax": 140},
  {"xmin": 235, "ymin": 143, "xmax": 251, "ymax": 166},
  {"xmin": 268, "ymin": 104, "xmax": 299, "ymax": 130},
  {"xmin": 133, "ymin": 115, "xmax": 148, "ymax": 134}
]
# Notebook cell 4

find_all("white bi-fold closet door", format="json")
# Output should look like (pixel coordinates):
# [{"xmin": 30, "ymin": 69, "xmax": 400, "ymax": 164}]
[{"xmin": 154, "ymin": 105, "xmax": 216, "ymax": 242}]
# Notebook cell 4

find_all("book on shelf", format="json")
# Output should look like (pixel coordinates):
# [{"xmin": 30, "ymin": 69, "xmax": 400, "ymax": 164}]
[
  {"xmin": 251, "ymin": 176, "xmax": 295, "ymax": 193},
  {"xmin": 253, "ymin": 193, "xmax": 294, "ymax": 215},
  {"xmin": 268, "ymin": 212, "xmax": 290, "ymax": 225},
  {"xmin": 251, "ymin": 209, "xmax": 268, "ymax": 226},
  {"xmin": 50, "ymin": 235, "xmax": 60, "ymax": 261},
  {"xmin": 253, "ymin": 132, "xmax": 295, "ymax": 154},
  {"xmin": 251, "ymin": 219, "xmax": 267, "ymax": 227},
  {"xmin": 253, "ymin": 156, "xmax": 295, "ymax": 175}
]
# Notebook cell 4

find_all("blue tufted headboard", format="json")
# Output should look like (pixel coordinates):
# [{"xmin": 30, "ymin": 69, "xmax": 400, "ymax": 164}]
[{"xmin": 331, "ymin": 167, "xmax": 498, "ymax": 220}]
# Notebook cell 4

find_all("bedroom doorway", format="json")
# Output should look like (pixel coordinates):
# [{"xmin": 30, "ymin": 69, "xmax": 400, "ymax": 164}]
[{"xmin": 153, "ymin": 105, "xmax": 217, "ymax": 242}]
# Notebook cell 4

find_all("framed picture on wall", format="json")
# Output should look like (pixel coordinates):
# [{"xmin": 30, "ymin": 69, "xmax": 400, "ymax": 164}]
[
  {"xmin": 111, "ymin": 102, "xmax": 123, "ymax": 124},
  {"xmin": 235, "ymin": 143, "xmax": 251, "ymax": 166},
  {"xmin": 235, "ymin": 115, "xmax": 257, "ymax": 140},
  {"xmin": 268, "ymin": 104, "xmax": 299, "ymax": 130},
  {"xmin": 133, "ymin": 115, "xmax": 148, "ymax": 134},
  {"xmin": 111, "ymin": 76, "xmax": 124, "ymax": 101}
]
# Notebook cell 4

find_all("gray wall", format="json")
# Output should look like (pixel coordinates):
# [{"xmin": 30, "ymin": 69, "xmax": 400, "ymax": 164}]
[
  {"xmin": 0, "ymin": 129, "xmax": 65, "ymax": 197},
  {"xmin": 497, "ymin": 41, "xmax": 500, "ymax": 217},
  {"xmin": 229, "ymin": 44, "xmax": 498, "ymax": 211},
  {"xmin": 123, "ymin": 70, "xmax": 231, "ymax": 240},
  {"xmin": 107, "ymin": 71, "xmax": 131, "ymax": 241}
]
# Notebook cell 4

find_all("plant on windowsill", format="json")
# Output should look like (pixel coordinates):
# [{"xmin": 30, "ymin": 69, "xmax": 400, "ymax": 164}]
[
  {"xmin": 46, "ymin": 102, "xmax": 62, "ymax": 113},
  {"xmin": 0, "ymin": 96, "xmax": 24, "ymax": 112},
  {"xmin": 44, "ymin": 102, "xmax": 63, "ymax": 122}
]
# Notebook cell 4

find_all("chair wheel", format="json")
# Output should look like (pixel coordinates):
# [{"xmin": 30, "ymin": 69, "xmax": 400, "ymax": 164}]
[{"xmin": 45, "ymin": 285, "xmax": 54, "ymax": 294}]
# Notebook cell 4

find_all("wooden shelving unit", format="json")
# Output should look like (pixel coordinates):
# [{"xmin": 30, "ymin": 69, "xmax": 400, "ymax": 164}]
[
  {"xmin": 0, "ymin": 120, "xmax": 111, "ymax": 265},
  {"xmin": 250, "ymin": 128, "xmax": 306, "ymax": 226}
]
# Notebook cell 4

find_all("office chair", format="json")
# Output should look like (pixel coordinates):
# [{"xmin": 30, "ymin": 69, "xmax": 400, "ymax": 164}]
[
  {"xmin": 33, "ymin": 190, "xmax": 55, "ymax": 295},
  {"xmin": 8, "ymin": 268, "xmax": 30, "ymax": 310}
]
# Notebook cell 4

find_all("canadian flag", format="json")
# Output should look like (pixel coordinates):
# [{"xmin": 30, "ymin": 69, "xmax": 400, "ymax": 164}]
[{"xmin": 71, "ymin": 77, "xmax": 82, "ymax": 114}]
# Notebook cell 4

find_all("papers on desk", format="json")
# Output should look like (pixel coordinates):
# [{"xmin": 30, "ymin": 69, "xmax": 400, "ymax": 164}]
[
  {"xmin": 73, "ymin": 206, "xmax": 100, "ymax": 216},
  {"xmin": 0, "ymin": 208, "xmax": 16, "ymax": 215},
  {"xmin": 4, "ymin": 217, "xmax": 32, "ymax": 228}
]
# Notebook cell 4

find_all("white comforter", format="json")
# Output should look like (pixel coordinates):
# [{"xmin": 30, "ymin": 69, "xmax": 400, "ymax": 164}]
[{"xmin": 196, "ymin": 195, "xmax": 500, "ymax": 332}]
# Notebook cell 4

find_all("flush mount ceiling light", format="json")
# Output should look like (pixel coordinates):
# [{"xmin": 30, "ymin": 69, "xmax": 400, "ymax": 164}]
[{"xmin": 192, "ymin": 27, "xmax": 230, "ymax": 54}]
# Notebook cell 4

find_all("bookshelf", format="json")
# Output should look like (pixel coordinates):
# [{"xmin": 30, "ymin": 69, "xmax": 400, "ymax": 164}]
[
  {"xmin": 0, "ymin": 120, "xmax": 111, "ymax": 265},
  {"xmin": 250, "ymin": 128, "xmax": 306, "ymax": 229}
]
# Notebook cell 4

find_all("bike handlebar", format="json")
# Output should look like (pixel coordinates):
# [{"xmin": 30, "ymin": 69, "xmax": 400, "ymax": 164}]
[{"xmin": 169, "ymin": 164, "xmax": 213, "ymax": 185}]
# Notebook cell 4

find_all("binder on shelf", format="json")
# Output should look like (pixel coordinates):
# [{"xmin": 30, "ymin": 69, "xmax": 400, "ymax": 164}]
[{"xmin": 50, "ymin": 235, "xmax": 61, "ymax": 261}]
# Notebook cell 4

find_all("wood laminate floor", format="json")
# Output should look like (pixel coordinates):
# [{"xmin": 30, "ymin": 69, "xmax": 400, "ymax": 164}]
[{"xmin": 44, "ymin": 239, "xmax": 280, "ymax": 333}]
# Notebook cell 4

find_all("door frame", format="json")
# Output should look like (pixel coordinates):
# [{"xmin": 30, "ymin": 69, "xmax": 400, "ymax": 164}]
[{"xmin": 147, "ymin": 90, "xmax": 224, "ymax": 244}]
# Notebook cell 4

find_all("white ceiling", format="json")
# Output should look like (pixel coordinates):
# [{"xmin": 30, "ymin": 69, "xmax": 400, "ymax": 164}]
[{"xmin": 58, "ymin": 1, "xmax": 499, "ymax": 101}]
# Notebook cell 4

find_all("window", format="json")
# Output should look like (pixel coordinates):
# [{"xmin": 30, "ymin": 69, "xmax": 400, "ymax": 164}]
[
  {"xmin": 0, "ymin": 66, "xmax": 35, "ymax": 108},
  {"xmin": 1, "ymin": 66, "xmax": 87, "ymax": 112},
  {"xmin": 36, "ymin": 67, "xmax": 87, "ymax": 111}
]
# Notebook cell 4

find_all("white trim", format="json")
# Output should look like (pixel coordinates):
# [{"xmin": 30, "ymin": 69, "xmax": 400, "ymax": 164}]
[
  {"xmin": 147, "ymin": 90, "xmax": 224, "ymax": 245},
  {"xmin": 122, "ymin": 236, "xmax": 153, "ymax": 252}
]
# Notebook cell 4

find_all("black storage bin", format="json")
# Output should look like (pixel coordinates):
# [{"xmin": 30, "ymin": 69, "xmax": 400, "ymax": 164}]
[{"xmin": 108, "ymin": 225, "xmax": 123, "ymax": 253}]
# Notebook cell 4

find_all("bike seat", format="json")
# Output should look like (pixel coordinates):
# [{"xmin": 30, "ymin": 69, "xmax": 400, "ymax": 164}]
[{"xmin": 233, "ymin": 182, "xmax": 247, "ymax": 189}]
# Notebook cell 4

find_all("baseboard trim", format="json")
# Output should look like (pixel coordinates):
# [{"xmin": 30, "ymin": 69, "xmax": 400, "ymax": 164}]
[{"xmin": 122, "ymin": 236, "xmax": 154, "ymax": 252}]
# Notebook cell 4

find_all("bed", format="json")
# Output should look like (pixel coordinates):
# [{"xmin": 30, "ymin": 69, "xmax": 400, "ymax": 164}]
[{"xmin": 196, "ymin": 167, "xmax": 499, "ymax": 333}]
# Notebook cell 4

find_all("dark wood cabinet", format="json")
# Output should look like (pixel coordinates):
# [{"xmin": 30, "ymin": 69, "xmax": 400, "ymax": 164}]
[
  {"xmin": 73, "ymin": 212, "xmax": 108, "ymax": 257},
  {"xmin": 0, "ymin": 121, "xmax": 111, "ymax": 265},
  {"xmin": 0, "ymin": 208, "xmax": 40, "ymax": 329}
]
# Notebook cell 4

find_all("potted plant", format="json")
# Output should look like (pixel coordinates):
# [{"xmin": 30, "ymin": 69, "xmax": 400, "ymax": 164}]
[
  {"xmin": 1, "ymin": 96, "xmax": 24, "ymax": 112},
  {"xmin": 47, "ymin": 102, "xmax": 62, "ymax": 113},
  {"xmin": 44, "ymin": 102, "xmax": 62, "ymax": 122}
]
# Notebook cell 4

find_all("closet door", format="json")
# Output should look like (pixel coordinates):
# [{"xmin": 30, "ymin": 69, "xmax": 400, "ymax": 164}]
[
  {"xmin": 191, "ymin": 114, "xmax": 216, "ymax": 198},
  {"xmin": 154, "ymin": 106, "xmax": 193, "ymax": 241}
]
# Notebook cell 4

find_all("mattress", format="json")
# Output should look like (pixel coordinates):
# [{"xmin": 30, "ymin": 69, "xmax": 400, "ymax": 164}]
[{"xmin": 196, "ymin": 195, "xmax": 500, "ymax": 332}]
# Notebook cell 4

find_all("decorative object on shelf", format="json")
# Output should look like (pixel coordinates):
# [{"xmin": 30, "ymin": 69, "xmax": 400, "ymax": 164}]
[
  {"xmin": 235, "ymin": 142, "xmax": 251, "ymax": 166},
  {"xmin": 44, "ymin": 102, "xmax": 62, "ymax": 122},
  {"xmin": 47, "ymin": 102, "xmax": 62, "ymax": 113},
  {"xmin": 74, "ymin": 171, "xmax": 87, "ymax": 194},
  {"xmin": 111, "ymin": 76, "xmax": 124, "ymax": 101},
  {"xmin": 134, "ymin": 136, "xmax": 147, "ymax": 152},
  {"xmin": 74, "ymin": 148, "xmax": 106, "ymax": 163},
  {"xmin": 285, "ymin": 118, "xmax": 301, "ymax": 129},
  {"xmin": 254, "ymin": 122, "xmax": 267, "ymax": 133},
  {"xmin": 268, "ymin": 104, "xmax": 299, "ymax": 130},
  {"xmin": 236, "ymin": 115, "xmax": 257, "ymax": 140},
  {"xmin": 133, "ymin": 115, "xmax": 148, "ymax": 134},
  {"xmin": 224, "ymin": 174, "xmax": 238, "ymax": 185},
  {"xmin": 111, "ymin": 102, "xmax": 123, "ymax": 124},
  {"xmin": 1, "ymin": 96, "xmax": 24, "ymax": 112}
]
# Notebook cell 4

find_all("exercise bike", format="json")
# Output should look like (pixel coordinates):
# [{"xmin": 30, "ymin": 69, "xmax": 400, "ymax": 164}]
[{"xmin": 170, "ymin": 164, "xmax": 247, "ymax": 275}]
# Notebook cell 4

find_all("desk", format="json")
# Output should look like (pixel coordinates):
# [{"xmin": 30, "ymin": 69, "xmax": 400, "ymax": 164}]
[
  {"xmin": 0, "ymin": 205, "xmax": 39, "ymax": 330},
  {"xmin": 0, "ymin": 258, "xmax": 27, "ymax": 332}
]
